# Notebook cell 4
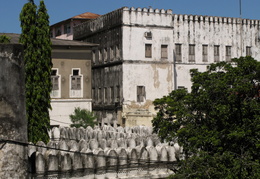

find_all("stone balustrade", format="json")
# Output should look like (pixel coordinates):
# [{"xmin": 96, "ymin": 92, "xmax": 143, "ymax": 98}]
[{"xmin": 29, "ymin": 125, "xmax": 180, "ymax": 178}]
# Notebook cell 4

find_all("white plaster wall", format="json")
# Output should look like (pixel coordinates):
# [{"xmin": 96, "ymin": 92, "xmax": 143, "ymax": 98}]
[
  {"xmin": 121, "ymin": 8, "xmax": 175, "ymax": 108},
  {"xmin": 175, "ymin": 64, "xmax": 208, "ymax": 90},
  {"xmin": 172, "ymin": 14, "xmax": 260, "ymax": 90},
  {"xmin": 123, "ymin": 63, "xmax": 173, "ymax": 103},
  {"xmin": 50, "ymin": 99, "xmax": 92, "ymax": 127}
]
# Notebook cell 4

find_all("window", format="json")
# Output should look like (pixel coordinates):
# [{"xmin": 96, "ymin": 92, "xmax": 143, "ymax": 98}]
[
  {"xmin": 178, "ymin": 86, "xmax": 186, "ymax": 89},
  {"xmin": 51, "ymin": 69, "xmax": 60, "ymax": 98},
  {"xmin": 70, "ymin": 69, "xmax": 83, "ymax": 98},
  {"xmin": 137, "ymin": 86, "xmax": 146, "ymax": 102},
  {"xmin": 71, "ymin": 70, "xmax": 81, "ymax": 90},
  {"xmin": 214, "ymin": 45, "xmax": 220, "ymax": 62},
  {"xmin": 189, "ymin": 44, "xmax": 195, "ymax": 62},
  {"xmin": 98, "ymin": 88, "xmax": 101, "ymax": 103},
  {"xmin": 55, "ymin": 26, "xmax": 61, "ymax": 37},
  {"xmin": 92, "ymin": 88, "xmax": 95, "ymax": 103},
  {"xmin": 161, "ymin": 45, "xmax": 168, "ymax": 59},
  {"xmin": 110, "ymin": 86, "xmax": 114, "ymax": 103},
  {"xmin": 246, "ymin": 46, "xmax": 251, "ymax": 56},
  {"xmin": 99, "ymin": 49, "xmax": 102, "ymax": 62},
  {"xmin": 51, "ymin": 69, "xmax": 59, "ymax": 90},
  {"xmin": 104, "ymin": 48, "xmax": 108, "ymax": 62},
  {"xmin": 226, "ymin": 46, "xmax": 232, "ymax": 62},
  {"xmin": 116, "ymin": 85, "xmax": 120, "ymax": 102},
  {"xmin": 175, "ymin": 44, "xmax": 182, "ymax": 62},
  {"xmin": 64, "ymin": 23, "xmax": 71, "ymax": 34},
  {"xmin": 110, "ymin": 46, "xmax": 114, "ymax": 61},
  {"xmin": 104, "ymin": 87, "xmax": 108, "ymax": 103},
  {"xmin": 92, "ymin": 50, "xmax": 96, "ymax": 64},
  {"xmin": 115, "ymin": 45, "xmax": 120, "ymax": 60},
  {"xmin": 145, "ymin": 44, "xmax": 152, "ymax": 58},
  {"xmin": 202, "ymin": 45, "xmax": 208, "ymax": 62}
]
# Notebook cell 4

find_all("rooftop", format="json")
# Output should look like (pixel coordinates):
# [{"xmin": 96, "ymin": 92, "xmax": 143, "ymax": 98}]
[{"xmin": 0, "ymin": 33, "xmax": 98, "ymax": 47}]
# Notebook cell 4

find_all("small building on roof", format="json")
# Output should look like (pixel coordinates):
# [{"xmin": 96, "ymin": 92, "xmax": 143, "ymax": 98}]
[
  {"xmin": 0, "ymin": 33, "xmax": 98, "ymax": 127},
  {"xmin": 50, "ymin": 12, "xmax": 100, "ymax": 40}
]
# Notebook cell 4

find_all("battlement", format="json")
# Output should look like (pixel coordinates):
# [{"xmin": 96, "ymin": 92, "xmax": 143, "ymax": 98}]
[
  {"xmin": 173, "ymin": 14, "xmax": 260, "ymax": 26},
  {"xmin": 74, "ymin": 7, "xmax": 124, "ymax": 40},
  {"xmin": 123, "ymin": 7, "xmax": 172, "ymax": 15},
  {"xmin": 74, "ymin": 7, "xmax": 173, "ymax": 40}
]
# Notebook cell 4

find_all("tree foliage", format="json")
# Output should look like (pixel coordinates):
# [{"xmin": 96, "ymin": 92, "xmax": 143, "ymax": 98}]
[
  {"xmin": 20, "ymin": 0, "xmax": 52, "ymax": 144},
  {"xmin": 0, "ymin": 35, "xmax": 11, "ymax": 43},
  {"xmin": 152, "ymin": 57, "xmax": 260, "ymax": 178},
  {"xmin": 70, "ymin": 108, "xmax": 97, "ymax": 128}
]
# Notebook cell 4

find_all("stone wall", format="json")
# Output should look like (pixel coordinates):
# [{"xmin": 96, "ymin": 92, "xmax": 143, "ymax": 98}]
[
  {"xmin": 0, "ymin": 44, "xmax": 27, "ymax": 178},
  {"xmin": 29, "ymin": 125, "xmax": 180, "ymax": 178}
]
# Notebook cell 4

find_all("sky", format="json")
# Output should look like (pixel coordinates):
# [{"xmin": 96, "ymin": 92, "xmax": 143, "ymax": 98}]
[{"xmin": 0, "ymin": 0, "xmax": 259, "ymax": 34}]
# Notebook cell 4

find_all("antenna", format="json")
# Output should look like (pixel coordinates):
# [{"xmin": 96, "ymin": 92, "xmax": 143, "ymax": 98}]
[{"xmin": 239, "ymin": 0, "xmax": 243, "ymax": 57}]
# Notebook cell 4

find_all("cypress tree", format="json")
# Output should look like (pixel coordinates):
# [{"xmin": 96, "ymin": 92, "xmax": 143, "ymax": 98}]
[{"xmin": 20, "ymin": 0, "xmax": 52, "ymax": 144}]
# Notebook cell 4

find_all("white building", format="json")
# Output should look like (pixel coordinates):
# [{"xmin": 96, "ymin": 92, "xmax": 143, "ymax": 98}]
[{"xmin": 70, "ymin": 7, "xmax": 260, "ymax": 127}]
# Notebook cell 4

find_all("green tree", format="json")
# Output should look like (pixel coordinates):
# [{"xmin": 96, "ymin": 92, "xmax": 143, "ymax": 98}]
[
  {"xmin": 70, "ymin": 108, "xmax": 97, "ymax": 128},
  {"xmin": 20, "ymin": 0, "xmax": 52, "ymax": 144},
  {"xmin": 0, "ymin": 35, "xmax": 11, "ymax": 43},
  {"xmin": 152, "ymin": 57, "xmax": 260, "ymax": 178}
]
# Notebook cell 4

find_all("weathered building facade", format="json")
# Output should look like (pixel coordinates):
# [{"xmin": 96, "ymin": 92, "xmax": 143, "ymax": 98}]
[
  {"xmin": 73, "ymin": 7, "xmax": 260, "ymax": 127},
  {"xmin": 50, "ymin": 39, "xmax": 98, "ymax": 126},
  {"xmin": 1, "ymin": 33, "xmax": 97, "ymax": 127},
  {"xmin": 50, "ymin": 12, "xmax": 100, "ymax": 40}
]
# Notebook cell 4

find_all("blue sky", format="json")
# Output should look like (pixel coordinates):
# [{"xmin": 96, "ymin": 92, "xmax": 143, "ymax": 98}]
[{"xmin": 0, "ymin": 0, "xmax": 259, "ymax": 34}]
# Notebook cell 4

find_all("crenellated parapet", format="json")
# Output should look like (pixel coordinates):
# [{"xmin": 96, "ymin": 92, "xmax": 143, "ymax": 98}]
[
  {"xmin": 74, "ymin": 7, "xmax": 125, "ymax": 40},
  {"xmin": 74, "ymin": 7, "xmax": 173, "ymax": 40},
  {"xmin": 173, "ymin": 14, "xmax": 260, "ymax": 27},
  {"xmin": 122, "ymin": 7, "xmax": 173, "ymax": 27}
]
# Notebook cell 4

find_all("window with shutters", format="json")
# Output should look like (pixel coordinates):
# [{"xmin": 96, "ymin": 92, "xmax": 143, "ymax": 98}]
[
  {"xmin": 246, "ymin": 46, "xmax": 251, "ymax": 56},
  {"xmin": 70, "ymin": 69, "xmax": 83, "ymax": 98},
  {"xmin": 202, "ymin": 45, "xmax": 208, "ymax": 62},
  {"xmin": 226, "ymin": 46, "xmax": 232, "ymax": 62},
  {"xmin": 189, "ymin": 44, "xmax": 195, "ymax": 62},
  {"xmin": 175, "ymin": 44, "xmax": 182, "ymax": 62},
  {"xmin": 161, "ymin": 45, "xmax": 168, "ymax": 59},
  {"xmin": 145, "ymin": 44, "xmax": 152, "ymax": 58},
  {"xmin": 137, "ymin": 86, "xmax": 146, "ymax": 102},
  {"xmin": 51, "ymin": 69, "xmax": 60, "ymax": 98},
  {"xmin": 214, "ymin": 45, "xmax": 220, "ymax": 62}
]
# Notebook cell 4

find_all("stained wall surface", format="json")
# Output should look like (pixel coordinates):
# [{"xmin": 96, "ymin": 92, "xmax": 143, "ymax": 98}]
[
  {"xmin": 74, "ymin": 7, "xmax": 260, "ymax": 127},
  {"xmin": 0, "ymin": 44, "xmax": 27, "ymax": 178}
]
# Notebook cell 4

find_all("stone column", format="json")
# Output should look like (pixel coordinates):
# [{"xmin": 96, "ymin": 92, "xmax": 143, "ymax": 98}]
[{"xmin": 0, "ymin": 44, "xmax": 27, "ymax": 178}]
